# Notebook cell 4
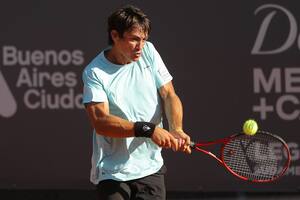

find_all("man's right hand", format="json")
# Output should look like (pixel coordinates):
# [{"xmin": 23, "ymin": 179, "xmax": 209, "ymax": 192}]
[{"xmin": 151, "ymin": 127, "xmax": 179, "ymax": 150}]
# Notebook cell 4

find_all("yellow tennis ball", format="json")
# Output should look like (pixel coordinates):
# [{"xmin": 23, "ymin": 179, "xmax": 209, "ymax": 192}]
[{"xmin": 243, "ymin": 119, "xmax": 258, "ymax": 135}]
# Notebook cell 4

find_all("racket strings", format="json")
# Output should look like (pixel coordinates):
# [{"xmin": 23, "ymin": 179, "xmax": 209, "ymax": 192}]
[{"xmin": 223, "ymin": 133, "xmax": 289, "ymax": 181}]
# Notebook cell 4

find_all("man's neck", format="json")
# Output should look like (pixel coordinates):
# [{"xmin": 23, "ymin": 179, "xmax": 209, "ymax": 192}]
[{"xmin": 105, "ymin": 48, "xmax": 131, "ymax": 65}]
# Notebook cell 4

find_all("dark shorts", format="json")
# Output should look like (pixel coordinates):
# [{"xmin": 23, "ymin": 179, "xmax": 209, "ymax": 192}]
[{"xmin": 96, "ymin": 165, "xmax": 167, "ymax": 200}]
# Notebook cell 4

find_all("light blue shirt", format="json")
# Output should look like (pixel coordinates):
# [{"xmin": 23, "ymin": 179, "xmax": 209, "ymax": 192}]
[{"xmin": 82, "ymin": 41, "xmax": 173, "ymax": 184}]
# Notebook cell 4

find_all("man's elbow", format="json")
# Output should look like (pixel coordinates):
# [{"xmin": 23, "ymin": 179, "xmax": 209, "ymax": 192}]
[{"xmin": 92, "ymin": 116, "xmax": 109, "ymax": 135}]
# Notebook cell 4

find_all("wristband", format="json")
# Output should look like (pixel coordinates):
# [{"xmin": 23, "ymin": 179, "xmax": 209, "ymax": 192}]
[{"xmin": 134, "ymin": 122, "xmax": 156, "ymax": 138}]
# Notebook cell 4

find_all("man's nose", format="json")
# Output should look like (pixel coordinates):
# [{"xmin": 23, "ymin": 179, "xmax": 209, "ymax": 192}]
[{"xmin": 136, "ymin": 41, "xmax": 144, "ymax": 50}]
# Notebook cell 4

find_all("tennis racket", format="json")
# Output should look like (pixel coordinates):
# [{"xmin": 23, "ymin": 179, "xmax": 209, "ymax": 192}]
[{"xmin": 190, "ymin": 131, "xmax": 291, "ymax": 182}]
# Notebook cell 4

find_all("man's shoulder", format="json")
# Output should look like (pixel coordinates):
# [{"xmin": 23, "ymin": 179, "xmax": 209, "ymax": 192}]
[
  {"xmin": 142, "ymin": 41, "xmax": 156, "ymax": 63},
  {"xmin": 82, "ymin": 52, "xmax": 107, "ymax": 81},
  {"xmin": 144, "ymin": 41, "xmax": 155, "ymax": 52},
  {"xmin": 84, "ymin": 51, "xmax": 107, "ymax": 73}
]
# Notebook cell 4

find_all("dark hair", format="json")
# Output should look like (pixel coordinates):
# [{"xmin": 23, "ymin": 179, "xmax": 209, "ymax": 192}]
[{"xmin": 107, "ymin": 5, "xmax": 151, "ymax": 45}]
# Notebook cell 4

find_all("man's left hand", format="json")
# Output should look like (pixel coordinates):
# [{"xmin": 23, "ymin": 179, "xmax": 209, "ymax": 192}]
[{"xmin": 169, "ymin": 130, "xmax": 192, "ymax": 154}]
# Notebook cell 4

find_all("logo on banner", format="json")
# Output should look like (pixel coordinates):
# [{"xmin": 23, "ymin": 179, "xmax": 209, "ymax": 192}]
[
  {"xmin": 251, "ymin": 4, "xmax": 300, "ymax": 121},
  {"xmin": 1, "ymin": 45, "xmax": 85, "ymax": 118},
  {"xmin": 251, "ymin": 4, "xmax": 300, "ymax": 177},
  {"xmin": 251, "ymin": 4, "xmax": 298, "ymax": 55},
  {"xmin": 0, "ymin": 69, "xmax": 17, "ymax": 117}
]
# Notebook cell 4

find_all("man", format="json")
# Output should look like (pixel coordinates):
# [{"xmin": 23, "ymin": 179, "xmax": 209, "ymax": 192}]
[{"xmin": 82, "ymin": 5, "xmax": 191, "ymax": 200}]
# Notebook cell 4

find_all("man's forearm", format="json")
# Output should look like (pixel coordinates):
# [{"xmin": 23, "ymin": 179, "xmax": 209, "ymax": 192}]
[
  {"xmin": 85, "ymin": 103, "xmax": 136, "ymax": 138},
  {"xmin": 93, "ymin": 115, "xmax": 157, "ymax": 138},
  {"xmin": 164, "ymin": 93, "xmax": 184, "ymax": 131},
  {"xmin": 92, "ymin": 114, "xmax": 135, "ymax": 137},
  {"xmin": 87, "ymin": 104, "xmax": 156, "ymax": 138}
]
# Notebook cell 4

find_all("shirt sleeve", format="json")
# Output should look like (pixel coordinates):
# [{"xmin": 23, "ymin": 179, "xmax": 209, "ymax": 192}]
[
  {"xmin": 146, "ymin": 42, "xmax": 173, "ymax": 88},
  {"xmin": 82, "ymin": 67, "xmax": 108, "ymax": 104}
]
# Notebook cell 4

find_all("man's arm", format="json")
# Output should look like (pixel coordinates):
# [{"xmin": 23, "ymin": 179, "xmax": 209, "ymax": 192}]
[
  {"xmin": 85, "ymin": 102, "xmax": 135, "ymax": 137},
  {"xmin": 159, "ymin": 81, "xmax": 191, "ymax": 154},
  {"xmin": 85, "ymin": 102, "xmax": 178, "ymax": 149}
]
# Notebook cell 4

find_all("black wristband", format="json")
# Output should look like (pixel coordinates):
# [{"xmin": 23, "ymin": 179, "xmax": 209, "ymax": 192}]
[{"xmin": 134, "ymin": 122, "xmax": 156, "ymax": 138}]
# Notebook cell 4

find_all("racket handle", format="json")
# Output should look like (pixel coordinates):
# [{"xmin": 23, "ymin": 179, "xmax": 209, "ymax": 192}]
[{"xmin": 190, "ymin": 141, "xmax": 195, "ymax": 148}]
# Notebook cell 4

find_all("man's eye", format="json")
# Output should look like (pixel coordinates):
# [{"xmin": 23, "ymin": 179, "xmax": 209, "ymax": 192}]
[{"xmin": 129, "ymin": 38, "xmax": 138, "ymax": 42}]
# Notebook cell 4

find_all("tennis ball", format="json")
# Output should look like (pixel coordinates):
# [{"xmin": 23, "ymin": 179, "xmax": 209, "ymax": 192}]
[{"xmin": 243, "ymin": 119, "xmax": 258, "ymax": 135}]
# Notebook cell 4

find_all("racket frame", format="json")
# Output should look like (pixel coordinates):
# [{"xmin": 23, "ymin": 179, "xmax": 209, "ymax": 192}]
[{"xmin": 191, "ymin": 131, "xmax": 291, "ymax": 183}]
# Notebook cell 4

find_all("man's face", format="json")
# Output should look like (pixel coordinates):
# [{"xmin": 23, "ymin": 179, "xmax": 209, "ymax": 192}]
[{"xmin": 113, "ymin": 26, "xmax": 148, "ymax": 63}]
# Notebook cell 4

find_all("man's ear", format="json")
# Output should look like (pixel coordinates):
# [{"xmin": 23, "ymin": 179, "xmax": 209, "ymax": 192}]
[{"xmin": 111, "ymin": 30, "xmax": 121, "ymax": 43}]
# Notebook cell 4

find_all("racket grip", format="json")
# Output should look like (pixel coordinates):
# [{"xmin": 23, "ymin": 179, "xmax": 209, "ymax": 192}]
[{"xmin": 190, "ymin": 141, "xmax": 195, "ymax": 148}]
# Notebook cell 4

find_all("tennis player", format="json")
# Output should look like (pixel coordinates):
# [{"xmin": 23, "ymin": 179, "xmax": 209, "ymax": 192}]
[{"xmin": 82, "ymin": 5, "xmax": 191, "ymax": 200}]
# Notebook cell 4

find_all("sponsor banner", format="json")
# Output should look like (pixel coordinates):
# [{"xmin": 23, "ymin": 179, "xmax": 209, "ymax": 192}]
[
  {"xmin": 252, "ymin": 4, "xmax": 300, "ymax": 121},
  {"xmin": 1, "ymin": 46, "xmax": 84, "ymax": 117},
  {"xmin": 250, "ymin": 3, "xmax": 300, "ymax": 182}
]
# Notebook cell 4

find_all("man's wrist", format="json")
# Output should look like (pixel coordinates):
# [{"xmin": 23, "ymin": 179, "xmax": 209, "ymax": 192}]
[
  {"xmin": 170, "ymin": 127, "xmax": 183, "ymax": 132},
  {"xmin": 134, "ymin": 122, "xmax": 156, "ymax": 138}
]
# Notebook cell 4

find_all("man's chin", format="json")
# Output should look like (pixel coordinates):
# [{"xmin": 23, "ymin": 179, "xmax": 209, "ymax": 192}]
[{"xmin": 132, "ymin": 56, "xmax": 141, "ymax": 61}]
